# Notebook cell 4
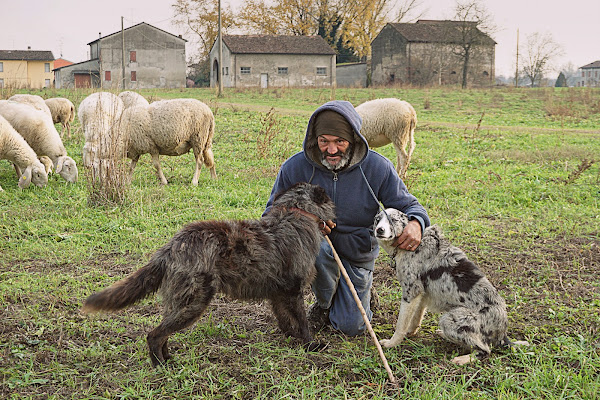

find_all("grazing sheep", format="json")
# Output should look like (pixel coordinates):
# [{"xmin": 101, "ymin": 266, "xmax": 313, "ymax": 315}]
[
  {"xmin": 0, "ymin": 100, "xmax": 78, "ymax": 183},
  {"xmin": 120, "ymin": 98, "xmax": 217, "ymax": 185},
  {"xmin": 78, "ymin": 92, "xmax": 125, "ymax": 171},
  {"xmin": 355, "ymin": 98, "xmax": 417, "ymax": 179},
  {"xmin": 45, "ymin": 97, "xmax": 76, "ymax": 139},
  {"xmin": 8, "ymin": 94, "xmax": 52, "ymax": 118},
  {"xmin": 0, "ymin": 114, "xmax": 48, "ymax": 190},
  {"xmin": 118, "ymin": 91, "xmax": 149, "ymax": 109}
]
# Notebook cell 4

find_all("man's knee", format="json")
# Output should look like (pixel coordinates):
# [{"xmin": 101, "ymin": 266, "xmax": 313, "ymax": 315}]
[{"xmin": 330, "ymin": 310, "xmax": 369, "ymax": 336}]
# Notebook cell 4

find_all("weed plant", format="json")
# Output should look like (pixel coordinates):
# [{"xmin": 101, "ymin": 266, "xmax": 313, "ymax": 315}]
[{"xmin": 0, "ymin": 87, "xmax": 599, "ymax": 399}]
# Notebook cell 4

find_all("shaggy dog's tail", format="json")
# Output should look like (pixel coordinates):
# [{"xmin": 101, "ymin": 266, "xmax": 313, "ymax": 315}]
[{"xmin": 82, "ymin": 255, "xmax": 167, "ymax": 313}]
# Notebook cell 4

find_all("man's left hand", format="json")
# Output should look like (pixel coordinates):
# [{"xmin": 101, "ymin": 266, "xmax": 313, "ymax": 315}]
[{"xmin": 394, "ymin": 220, "xmax": 422, "ymax": 251}]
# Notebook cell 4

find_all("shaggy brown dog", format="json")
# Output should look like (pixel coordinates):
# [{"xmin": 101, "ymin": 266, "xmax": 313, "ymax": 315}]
[{"xmin": 82, "ymin": 182, "xmax": 336, "ymax": 366}]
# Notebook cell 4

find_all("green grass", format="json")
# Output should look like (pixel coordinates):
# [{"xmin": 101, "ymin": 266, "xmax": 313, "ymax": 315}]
[{"xmin": 1, "ymin": 87, "xmax": 599, "ymax": 399}]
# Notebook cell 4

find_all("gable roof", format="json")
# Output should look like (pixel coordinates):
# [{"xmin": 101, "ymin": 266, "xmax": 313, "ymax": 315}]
[
  {"xmin": 87, "ymin": 22, "xmax": 186, "ymax": 45},
  {"xmin": 386, "ymin": 20, "xmax": 496, "ymax": 45},
  {"xmin": 54, "ymin": 58, "xmax": 73, "ymax": 69},
  {"xmin": 222, "ymin": 35, "xmax": 336, "ymax": 55},
  {"xmin": 0, "ymin": 50, "xmax": 55, "ymax": 61},
  {"xmin": 581, "ymin": 61, "xmax": 600, "ymax": 69}
]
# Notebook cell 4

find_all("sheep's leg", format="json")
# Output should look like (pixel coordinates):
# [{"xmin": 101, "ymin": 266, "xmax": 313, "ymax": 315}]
[
  {"xmin": 203, "ymin": 147, "xmax": 217, "ymax": 179},
  {"xmin": 151, "ymin": 154, "xmax": 168, "ymax": 185},
  {"xmin": 128, "ymin": 155, "xmax": 140, "ymax": 183},
  {"xmin": 393, "ymin": 143, "xmax": 409, "ymax": 179},
  {"xmin": 191, "ymin": 150, "xmax": 203, "ymax": 186}
]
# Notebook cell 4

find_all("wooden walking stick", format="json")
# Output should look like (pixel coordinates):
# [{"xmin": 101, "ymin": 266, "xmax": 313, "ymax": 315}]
[{"xmin": 324, "ymin": 235, "xmax": 398, "ymax": 386}]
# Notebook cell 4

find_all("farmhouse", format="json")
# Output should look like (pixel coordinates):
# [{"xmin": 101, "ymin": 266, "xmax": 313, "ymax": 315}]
[
  {"xmin": 54, "ymin": 22, "xmax": 186, "ymax": 89},
  {"xmin": 209, "ymin": 35, "xmax": 336, "ymax": 88},
  {"xmin": 0, "ymin": 49, "xmax": 54, "ymax": 89},
  {"xmin": 371, "ymin": 20, "xmax": 496, "ymax": 87},
  {"xmin": 577, "ymin": 61, "xmax": 600, "ymax": 87}
]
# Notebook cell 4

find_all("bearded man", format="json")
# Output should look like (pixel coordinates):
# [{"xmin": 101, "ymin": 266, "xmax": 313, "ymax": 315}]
[{"xmin": 264, "ymin": 100, "xmax": 429, "ymax": 336}]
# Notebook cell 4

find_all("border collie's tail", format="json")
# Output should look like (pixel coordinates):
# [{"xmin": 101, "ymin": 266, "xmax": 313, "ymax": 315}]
[{"xmin": 82, "ymin": 255, "xmax": 167, "ymax": 313}]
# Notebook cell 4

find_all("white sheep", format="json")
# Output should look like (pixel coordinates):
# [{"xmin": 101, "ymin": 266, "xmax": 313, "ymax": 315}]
[
  {"xmin": 120, "ymin": 98, "xmax": 217, "ymax": 185},
  {"xmin": 0, "ymin": 114, "xmax": 48, "ymax": 191},
  {"xmin": 118, "ymin": 91, "xmax": 150, "ymax": 109},
  {"xmin": 78, "ymin": 92, "xmax": 125, "ymax": 176},
  {"xmin": 355, "ymin": 98, "xmax": 417, "ymax": 179},
  {"xmin": 45, "ymin": 97, "xmax": 76, "ymax": 139},
  {"xmin": 8, "ymin": 94, "xmax": 52, "ymax": 118},
  {"xmin": 0, "ymin": 100, "xmax": 79, "ymax": 183}
]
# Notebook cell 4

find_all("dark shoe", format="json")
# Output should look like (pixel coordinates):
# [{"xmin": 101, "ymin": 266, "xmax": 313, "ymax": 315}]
[{"xmin": 307, "ymin": 302, "xmax": 330, "ymax": 332}]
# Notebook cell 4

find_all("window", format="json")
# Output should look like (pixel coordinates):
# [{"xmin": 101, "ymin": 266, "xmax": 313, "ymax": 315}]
[
  {"xmin": 316, "ymin": 67, "xmax": 327, "ymax": 75},
  {"xmin": 0, "ymin": 79, "xmax": 4, "ymax": 88},
  {"xmin": 131, "ymin": 71, "xmax": 137, "ymax": 82},
  {"xmin": 0, "ymin": 62, "xmax": 3, "ymax": 72},
  {"xmin": 278, "ymin": 67, "xmax": 288, "ymax": 75},
  {"xmin": 45, "ymin": 63, "xmax": 50, "ymax": 72},
  {"xmin": 222, "ymin": 66, "xmax": 229, "ymax": 76},
  {"xmin": 130, "ymin": 51, "xmax": 136, "ymax": 62},
  {"xmin": 44, "ymin": 79, "xmax": 51, "ymax": 87},
  {"xmin": 240, "ymin": 67, "xmax": 251, "ymax": 74},
  {"xmin": 483, "ymin": 71, "xmax": 489, "ymax": 76},
  {"xmin": 105, "ymin": 71, "xmax": 111, "ymax": 81}
]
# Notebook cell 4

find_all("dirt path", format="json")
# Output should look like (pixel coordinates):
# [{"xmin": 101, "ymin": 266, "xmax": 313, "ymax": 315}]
[{"xmin": 215, "ymin": 101, "xmax": 600, "ymax": 135}]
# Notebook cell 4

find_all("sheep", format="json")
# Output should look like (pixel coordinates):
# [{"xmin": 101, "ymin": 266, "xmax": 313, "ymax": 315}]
[
  {"xmin": 78, "ymin": 92, "xmax": 125, "ymax": 171},
  {"xmin": 8, "ymin": 94, "xmax": 52, "ymax": 118},
  {"xmin": 355, "ymin": 98, "xmax": 417, "ymax": 179},
  {"xmin": 0, "ymin": 100, "xmax": 78, "ymax": 183},
  {"xmin": 0, "ymin": 114, "xmax": 48, "ymax": 191},
  {"xmin": 45, "ymin": 97, "xmax": 76, "ymax": 139},
  {"xmin": 118, "ymin": 91, "xmax": 149, "ymax": 109},
  {"xmin": 120, "ymin": 98, "xmax": 217, "ymax": 185}
]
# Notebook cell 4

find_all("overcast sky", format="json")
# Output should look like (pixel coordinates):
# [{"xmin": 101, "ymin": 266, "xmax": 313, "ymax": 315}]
[{"xmin": 2, "ymin": 0, "xmax": 597, "ymax": 77}]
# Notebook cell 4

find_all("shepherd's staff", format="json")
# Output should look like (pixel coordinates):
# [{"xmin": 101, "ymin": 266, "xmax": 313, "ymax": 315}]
[{"xmin": 323, "ymin": 235, "xmax": 398, "ymax": 386}]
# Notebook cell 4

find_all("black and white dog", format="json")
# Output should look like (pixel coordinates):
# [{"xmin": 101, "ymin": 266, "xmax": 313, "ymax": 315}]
[{"xmin": 373, "ymin": 208, "xmax": 527, "ymax": 365}]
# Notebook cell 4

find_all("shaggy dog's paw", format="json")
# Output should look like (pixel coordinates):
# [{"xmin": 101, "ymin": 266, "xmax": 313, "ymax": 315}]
[{"xmin": 305, "ymin": 341, "xmax": 329, "ymax": 352}]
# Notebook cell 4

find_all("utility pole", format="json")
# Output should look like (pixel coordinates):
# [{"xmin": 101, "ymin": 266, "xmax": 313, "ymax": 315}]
[
  {"xmin": 514, "ymin": 28, "xmax": 519, "ymax": 88},
  {"xmin": 121, "ymin": 16, "xmax": 126, "ymax": 90},
  {"xmin": 217, "ymin": 0, "xmax": 223, "ymax": 96}
]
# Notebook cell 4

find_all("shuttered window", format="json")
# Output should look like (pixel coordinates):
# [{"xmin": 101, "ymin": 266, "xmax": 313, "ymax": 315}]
[{"xmin": 105, "ymin": 71, "xmax": 111, "ymax": 81}]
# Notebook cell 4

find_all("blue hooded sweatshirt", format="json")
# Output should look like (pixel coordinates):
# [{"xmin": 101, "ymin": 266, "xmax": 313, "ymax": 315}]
[{"xmin": 264, "ymin": 100, "xmax": 430, "ymax": 267}]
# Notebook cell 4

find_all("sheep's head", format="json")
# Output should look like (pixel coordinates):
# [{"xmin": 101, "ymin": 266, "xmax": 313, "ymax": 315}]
[
  {"xmin": 18, "ymin": 165, "xmax": 48, "ymax": 189},
  {"xmin": 55, "ymin": 156, "xmax": 79, "ymax": 183}
]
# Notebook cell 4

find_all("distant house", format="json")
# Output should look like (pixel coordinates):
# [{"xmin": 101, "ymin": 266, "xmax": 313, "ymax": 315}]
[
  {"xmin": 0, "ymin": 49, "xmax": 54, "ymax": 89},
  {"xmin": 209, "ymin": 35, "xmax": 336, "ymax": 88},
  {"xmin": 577, "ymin": 61, "xmax": 600, "ymax": 87},
  {"xmin": 371, "ymin": 20, "xmax": 496, "ymax": 87},
  {"xmin": 54, "ymin": 22, "xmax": 186, "ymax": 89}
]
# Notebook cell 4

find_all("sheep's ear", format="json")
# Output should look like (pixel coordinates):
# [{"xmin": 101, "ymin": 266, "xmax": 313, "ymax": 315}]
[
  {"xmin": 18, "ymin": 166, "xmax": 32, "ymax": 189},
  {"xmin": 55, "ymin": 156, "xmax": 65, "ymax": 174}
]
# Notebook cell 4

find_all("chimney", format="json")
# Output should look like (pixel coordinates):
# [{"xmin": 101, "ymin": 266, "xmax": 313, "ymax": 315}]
[{"xmin": 27, "ymin": 46, "xmax": 31, "ymax": 50}]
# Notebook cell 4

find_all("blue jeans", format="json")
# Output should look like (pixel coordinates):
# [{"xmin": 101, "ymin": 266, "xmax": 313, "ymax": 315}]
[{"xmin": 312, "ymin": 240, "xmax": 374, "ymax": 336}]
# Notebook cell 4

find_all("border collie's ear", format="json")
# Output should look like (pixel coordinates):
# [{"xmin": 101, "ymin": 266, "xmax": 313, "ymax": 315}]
[{"xmin": 310, "ymin": 185, "xmax": 329, "ymax": 205}]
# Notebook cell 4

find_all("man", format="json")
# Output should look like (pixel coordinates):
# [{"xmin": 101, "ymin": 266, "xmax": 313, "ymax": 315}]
[{"xmin": 264, "ymin": 100, "xmax": 429, "ymax": 336}]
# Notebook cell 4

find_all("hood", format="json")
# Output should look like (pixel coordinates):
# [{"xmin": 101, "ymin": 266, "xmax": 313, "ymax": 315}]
[{"xmin": 303, "ymin": 100, "xmax": 369, "ymax": 172}]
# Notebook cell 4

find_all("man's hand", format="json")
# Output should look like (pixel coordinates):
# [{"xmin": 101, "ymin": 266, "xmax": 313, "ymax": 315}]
[
  {"xmin": 393, "ymin": 219, "xmax": 422, "ymax": 251},
  {"xmin": 320, "ymin": 220, "xmax": 336, "ymax": 235}
]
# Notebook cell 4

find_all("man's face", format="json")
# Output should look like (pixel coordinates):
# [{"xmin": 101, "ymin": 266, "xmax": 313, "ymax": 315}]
[{"xmin": 317, "ymin": 134, "xmax": 352, "ymax": 171}]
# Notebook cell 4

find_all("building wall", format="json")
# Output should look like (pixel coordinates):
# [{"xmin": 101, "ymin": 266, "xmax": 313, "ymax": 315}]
[
  {"xmin": 577, "ymin": 67, "xmax": 600, "ymax": 87},
  {"xmin": 371, "ymin": 26, "xmax": 494, "ymax": 87},
  {"xmin": 0, "ymin": 59, "xmax": 53, "ymax": 88},
  {"xmin": 336, "ymin": 62, "xmax": 367, "ymax": 88},
  {"xmin": 98, "ymin": 24, "xmax": 186, "ymax": 89},
  {"xmin": 210, "ymin": 47, "xmax": 335, "ymax": 88},
  {"xmin": 54, "ymin": 60, "xmax": 100, "ymax": 89}
]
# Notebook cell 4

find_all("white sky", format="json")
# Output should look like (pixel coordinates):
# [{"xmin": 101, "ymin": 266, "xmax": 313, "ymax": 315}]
[{"xmin": 2, "ymin": 0, "xmax": 597, "ymax": 77}]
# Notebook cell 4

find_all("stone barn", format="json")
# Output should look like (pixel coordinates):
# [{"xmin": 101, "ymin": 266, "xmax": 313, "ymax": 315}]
[
  {"xmin": 371, "ymin": 20, "xmax": 496, "ymax": 87},
  {"xmin": 209, "ymin": 35, "xmax": 336, "ymax": 88}
]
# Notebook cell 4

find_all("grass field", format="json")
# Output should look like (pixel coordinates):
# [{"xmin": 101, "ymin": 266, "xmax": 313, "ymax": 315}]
[{"xmin": 1, "ymin": 86, "xmax": 599, "ymax": 399}]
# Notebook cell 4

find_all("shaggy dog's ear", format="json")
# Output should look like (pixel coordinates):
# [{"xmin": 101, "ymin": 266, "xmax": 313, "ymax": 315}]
[{"xmin": 310, "ymin": 185, "xmax": 329, "ymax": 205}]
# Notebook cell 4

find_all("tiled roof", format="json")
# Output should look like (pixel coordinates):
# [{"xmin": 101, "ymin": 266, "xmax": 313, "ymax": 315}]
[
  {"xmin": 388, "ymin": 20, "xmax": 496, "ymax": 45},
  {"xmin": 54, "ymin": 58, "xmax": 73, "ymax": 69},
  {"xmin": 581, "ymin": 61, "xmax": 600, "ymax": 69},
  {"xmin": 0, "ymin": 50, "xmax": 55, "ymax": 61},
  {"xmin": 222, "ymin": 35, "xmax": 336, "ymax": 55}
]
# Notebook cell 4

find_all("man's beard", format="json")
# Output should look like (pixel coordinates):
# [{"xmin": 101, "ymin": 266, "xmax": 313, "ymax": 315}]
[{"xmin": 320, "ymin": 145, "xmax": 353, "ymax": 171}]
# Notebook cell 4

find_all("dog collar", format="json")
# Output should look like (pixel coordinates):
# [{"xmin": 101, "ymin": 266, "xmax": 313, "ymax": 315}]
[{"xmin": 287, "ymin": 207, "xmax": 327, "ymax": 229}]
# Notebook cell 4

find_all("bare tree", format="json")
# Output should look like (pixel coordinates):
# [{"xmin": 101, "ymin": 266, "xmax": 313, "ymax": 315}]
[
  {"xmin": 451, "ymin": 0, "xmax": 496, "ymax": 88},
  {"xmin": 521, "ymin": 32, "xmax": 563, "ymax": 87}
]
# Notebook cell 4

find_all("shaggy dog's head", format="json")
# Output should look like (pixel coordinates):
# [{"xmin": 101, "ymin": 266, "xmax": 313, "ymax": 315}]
[
  {"xmin": 373, "ymin": 208, "xmax": 409, "ymax": 244},
  {"xmin": 272, "ymin": 182, "xmax": 336, "ymax": 222}
]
